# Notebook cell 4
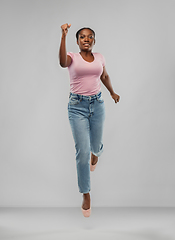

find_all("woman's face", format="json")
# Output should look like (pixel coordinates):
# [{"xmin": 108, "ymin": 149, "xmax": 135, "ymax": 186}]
[{"xmin": 77, "ymin": 29, "xmax": 95, "ymax": 51}]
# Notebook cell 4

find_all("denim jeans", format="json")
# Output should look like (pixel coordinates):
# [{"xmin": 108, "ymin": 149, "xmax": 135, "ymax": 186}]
[{"xmin": 67, "ymin": 91, "xmax": 105, "ymax": 193}]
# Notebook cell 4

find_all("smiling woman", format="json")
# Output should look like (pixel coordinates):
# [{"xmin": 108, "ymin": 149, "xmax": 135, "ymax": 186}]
[
  {"xmin": 79, "ymin": 34, "xmax": 94, "ymax": 48},
  {"xmin": 75, "ymin": 27, "xmax": 96, "ymax": 64},
  {"xmin": 59, "ymin": 23, "xmax": 120, "ymax": 218}
]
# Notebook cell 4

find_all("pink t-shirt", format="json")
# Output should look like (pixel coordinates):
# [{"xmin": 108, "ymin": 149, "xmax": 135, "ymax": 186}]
[{"xmin": 66, "ymin": 52, "xmax": 106, "ymax": 96}]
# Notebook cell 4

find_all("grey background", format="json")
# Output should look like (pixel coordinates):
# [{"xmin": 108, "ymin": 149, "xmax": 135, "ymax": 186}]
[{"xmin": 0, "ymin": 0, "xmax": 175, "ymax": 207}]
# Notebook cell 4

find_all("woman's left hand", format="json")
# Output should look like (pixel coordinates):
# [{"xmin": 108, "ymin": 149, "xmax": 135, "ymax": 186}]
[{"xmin": 111, "ymin": 92, "xmax": 120, "ymax": 103}]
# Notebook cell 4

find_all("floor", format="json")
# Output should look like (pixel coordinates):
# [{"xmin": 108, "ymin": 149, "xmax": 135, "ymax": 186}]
[{"xmin": 0, "ymin": 207, "xmax": 175, "ymax": 240}]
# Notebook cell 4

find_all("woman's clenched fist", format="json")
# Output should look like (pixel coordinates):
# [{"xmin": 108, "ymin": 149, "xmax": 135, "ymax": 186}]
[{"xmin": 61, "ymin": 23, "xmax": 71, "ymax": 36}]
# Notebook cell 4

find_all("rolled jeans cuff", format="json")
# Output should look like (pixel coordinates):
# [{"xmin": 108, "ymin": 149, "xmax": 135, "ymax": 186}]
[{"xmin": 91, "ymin": 144, "xmax": 104, "ymax": 157}]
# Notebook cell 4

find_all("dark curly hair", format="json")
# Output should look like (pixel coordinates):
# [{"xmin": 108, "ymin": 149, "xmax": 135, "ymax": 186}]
[{"xmin": 76, "ymin": 27, "xmax": 95, "ymax": 41}]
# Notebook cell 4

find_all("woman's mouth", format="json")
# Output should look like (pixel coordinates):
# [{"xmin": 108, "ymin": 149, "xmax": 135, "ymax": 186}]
[{"xmin": 83, "ymin": 43, "xmax": 90, "ymax": 47}]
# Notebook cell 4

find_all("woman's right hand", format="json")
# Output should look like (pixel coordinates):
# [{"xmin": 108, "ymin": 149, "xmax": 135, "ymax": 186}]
[{"xmin": 61, "ymin": 23, "xmax": 71, "ymax": 36}]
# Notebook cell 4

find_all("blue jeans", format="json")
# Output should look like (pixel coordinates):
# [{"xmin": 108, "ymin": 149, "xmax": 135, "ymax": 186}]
[{"xmin": 67, "ymin": 91, "xmax": 105, "ymax": 193}]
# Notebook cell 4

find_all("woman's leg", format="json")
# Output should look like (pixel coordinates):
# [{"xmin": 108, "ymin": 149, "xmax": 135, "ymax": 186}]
[
  {"xmin": 89, "ymin": 99, "xmax": 105, "ymax": 162},
  {"xmin": 68, "ymin": 106, "xmax": 91, "ymax": 194}
]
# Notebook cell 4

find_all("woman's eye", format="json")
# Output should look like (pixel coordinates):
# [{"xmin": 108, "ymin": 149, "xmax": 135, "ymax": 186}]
[{"xmin": 80, "ymin": 36, "xmax": 93, "ymax": 39}]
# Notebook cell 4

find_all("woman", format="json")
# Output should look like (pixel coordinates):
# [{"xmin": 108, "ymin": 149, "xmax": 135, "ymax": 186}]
[{"xmin": 59, "ymin": 23, "xmax": 120, "ymax": 217}]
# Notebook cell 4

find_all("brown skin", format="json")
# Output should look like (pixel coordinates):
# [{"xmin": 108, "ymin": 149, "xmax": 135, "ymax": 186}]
[{"xmin": 59, "ymin": 24, "xmax": 120, "ymax": 210}]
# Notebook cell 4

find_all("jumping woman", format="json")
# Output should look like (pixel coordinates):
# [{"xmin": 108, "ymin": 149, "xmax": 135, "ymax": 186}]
[{"xmin": 59, "ymin": 23, "xmax": 120, "ymax": 217}]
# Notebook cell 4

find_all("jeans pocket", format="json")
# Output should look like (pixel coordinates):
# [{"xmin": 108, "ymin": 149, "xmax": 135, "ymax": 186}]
[
  {"xmin": 69, "ymin": 96, "xmax": 80, "ymax": 105},
  {"xmin": 97, "ymin": 95, "xmax": 104, "ymax": 103}
]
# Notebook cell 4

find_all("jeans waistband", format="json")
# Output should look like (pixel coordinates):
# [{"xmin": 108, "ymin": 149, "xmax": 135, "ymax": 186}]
[{"xmin": 69, "ymin": 91, "xmax": 102, "ymax": 101}]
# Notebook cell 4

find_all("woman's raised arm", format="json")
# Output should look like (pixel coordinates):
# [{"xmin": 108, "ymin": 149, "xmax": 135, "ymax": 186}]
[{"xmin": 59, "ymin": 23, "xmax": 72, "ymax": 68}]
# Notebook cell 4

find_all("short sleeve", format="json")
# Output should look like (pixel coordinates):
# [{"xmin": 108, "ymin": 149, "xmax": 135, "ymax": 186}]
[
  {"xmin": 67, "ymin": 52, "xmax": 74, "ymax": 59},
  {"xmin": 66, "ymin": 52, "xmax": 74, "ymax": 67},
  {"xmin": 100, "ymin": 53, "xmax": 106, "ymax": 67}
]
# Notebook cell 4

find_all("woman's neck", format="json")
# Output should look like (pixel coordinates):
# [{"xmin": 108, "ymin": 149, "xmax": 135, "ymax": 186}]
[{"xmin": 79, "ymin": 51, "xmax": 93, "ymax": 57}]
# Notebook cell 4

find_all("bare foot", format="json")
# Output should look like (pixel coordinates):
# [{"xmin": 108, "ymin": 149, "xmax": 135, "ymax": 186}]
[
  {"xmin": 82, "ymin": 193, "xmax": 90, "ymax": 210},
  {"xmin": 91, "ymin": 152, "xmax": 98, "ymax": 165}
]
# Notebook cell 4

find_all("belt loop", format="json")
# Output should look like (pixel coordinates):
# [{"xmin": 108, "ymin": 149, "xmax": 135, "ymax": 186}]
[{"xmin": 97, "ymin": 91, "xmax": 100, "ymax": 100}]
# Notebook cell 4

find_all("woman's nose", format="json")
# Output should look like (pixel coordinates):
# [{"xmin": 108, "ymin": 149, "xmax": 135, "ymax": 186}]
[{"xmin": 84, "ymin": 37, "xmax": 89, "ymax": 41}]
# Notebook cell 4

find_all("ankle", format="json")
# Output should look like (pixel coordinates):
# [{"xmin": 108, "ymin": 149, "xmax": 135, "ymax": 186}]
[{"xmin": 83, "ymin": 192, "xmax": 90, "ymax": 197}]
